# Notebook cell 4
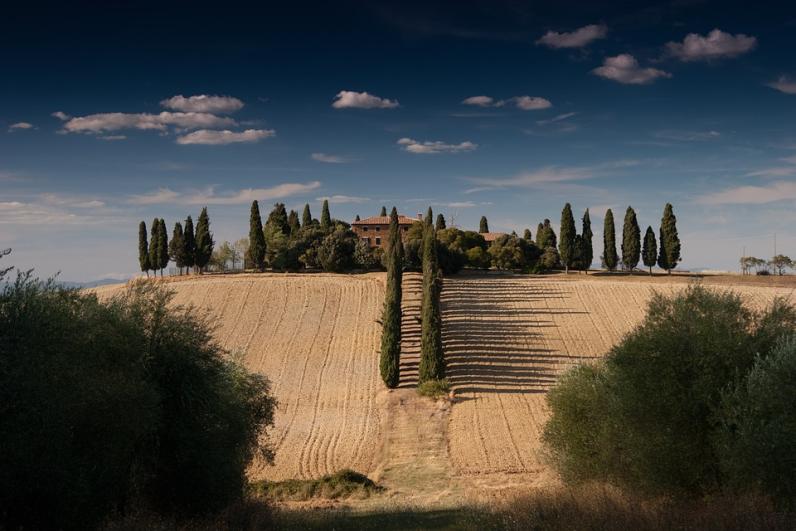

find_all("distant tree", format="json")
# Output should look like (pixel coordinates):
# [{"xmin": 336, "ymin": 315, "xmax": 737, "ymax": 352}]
[
  {"xmin": 148, "ymin": 218, "xmax": 159, "ymax": 277},
  {"xmin": 537, "ymin": 219, "xmax": 557, "ymax": 250},
  {"xmin": 380, "ymin": 207, "xmax": 403, "ymax": 388},
  {"xmin": 479, "ymin": 216, "xmax": 489, "ymax": 234},
  {"xmin": 419, "ymin": 218, "xmax": 445, "ymax": 383},
  {"xmin": 435, "ymin": 213, "xmax": 446, "ymax": 231},
  {"xmin": 559, "ymin": 203, "xmax": 576, "ymax": 273},
  {"xmin": 288, "ymin": 209, "xmax": 300, "ymax": 235},
  {"xmin": 169, "ymin": 222, "xmax": 186, "ymax": 274},
  {"xmin": 380, "ymin": 206, "xmax": 387, "ymax": 217},
  {"xmin": 580, "ymin": 209, "xmax": 593, "ymax": 273},
  {"xmin": 523, "ymin": 228, "xmax": 532, "ymax": 241},
  {"xmin": 769, "ymin": 255, "xmax": 793, "ymax": 276},
  {"xmin": 489, "ymin": 234, "xmax": 539, "ymax": 271},
  {"xmin": 234, "ymin": 238, "xmax": 250, "ymax": 269},
  {"xmin": 211, "ymin": 241, "xmax": 234, "ymax": 271},
  {"xmin": 540, "ymin": 246, "xmax": 561, "ymax": 270},
  {"xmin": 642, "ymin": 226, "xmax": 657, "ymax": 275},
  {"xmin": 316, "ymin": 228, "xmax": 356, "ymax": 272},
  {"xmin": 248, "ymin": 201, "xmax": 266, "ymax": 271},
  {"xmin": 603, "ymin": 209, "xmax": 618, "ymax": 271},
  {"xmin": 194, "ymin": 207, "xmax": 214, "ymax": 273},
  {"xmin": 157, "ymin": 219, "xmax": 169, "ymax": 274},
  {"xmin": 266, "ymin": 203, "xmax": 290, "ymax": 235},
  {"xmin": 536, "ymin": 223, "xmax": 544, "ymax": 245},
  {"xmin": 621, "ymin": 206, "xmax": 641, "ymax": 271},
  {"xmin": 354, "ymin": 214, "xmax": 361, "ymax": 222},
  {"xmin": 657, "ymin": 203, "xmax": 681, "ymax": 274},
  {"xmin": 138, "ymin": 221, "xmax": 150, "ymax": 277},
  {"xmin": 320, "ymin": 200, "xmax": 332, "ymax": 231},
  {"xmin": 182, "ymin": 216, "xmax": 196, "ymax": 273},
  {"xmin": 302, "ymin": 203, "xmax": 313, "ymax": 227}
]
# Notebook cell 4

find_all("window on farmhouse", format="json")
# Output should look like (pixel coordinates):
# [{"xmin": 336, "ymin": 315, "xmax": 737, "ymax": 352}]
[{"xmin": 375, "ymin": 237, "xmax": 381, "ymax": 245}]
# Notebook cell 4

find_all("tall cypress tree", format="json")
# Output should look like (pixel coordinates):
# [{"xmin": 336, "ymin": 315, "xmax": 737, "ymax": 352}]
[
  {"xmin": 419, "ymin": 215, "xmax": 444, "ymax": 383},
  {"xmin": 320, "ymin": 199, "xmax": 331, "ymax": 231},
  {"xmin": 380, "ymin": 206, "xmax": 387, "ymax": 217},
  {"xmin": 169, "ymin": 222, "xmax": 185, "ymax": 274},
  {"xmin": 267, "ymin": 202, "xmax": 290, "ymax": 235},
  {"xmin": 194, "ymin": 207, "xmax": 214, "ymax": 273},
  {"xmin": 621, "ymin": 206, "xmax": 640, "ymax": 271},
  {"xmin": 603, "ymin": 209, "xmax": 618, "ymax": 271},
  {"xmin": 183, "ymin": 216, "xmax": 196, "ymax": 273},
  {"xmin": 642, "ymin": 225, "xmax": 657, "ymax": 275},
  {"xmin": 158, "ymin": 219, "xmax": 169, "ymax": 275},
  {"xmin": 479, "ymin": 216, "xmax": 489, "ymax": 233},
  {"xmin": 288, "ymin": 210, "xmax": 300, "ymax": 235},
  {"xmin": 248, "ymin": 200, "xmax": 266, "ymax": 271},
  {"xmin": 380, "ymin": 207, "xmax": 403, "ymax": 388},
  {"xmin": 138, "ymin": 221, "xmax": 150, "ymax": 277},
  {"xmin": 536, "ymin": 223, "xmax": 545, "ymax": 247},
  {"xmin": 435, "ymin": 213, "xmax": 446, "ymax": 231},
  {"xmin": 658, "ymin": 203, "xmax": 681, "ymax": 274},
  {"xmin": 581, "ymin": 209, "xmax": 593, "ymax": 273},
  {"xmin": 559, "ymin": 203, "xmax": 576, "ymax": 273},
  {"xmin": 302, "ymin": 203, "xmax": 313, "ymax": 227},
  {"xmin": 148, "ymin": 217, "xmax": 159, "ymax": 277},
  {"xmin": 523, "ymin": 228, "xmax": 532, "ymax": 241}
]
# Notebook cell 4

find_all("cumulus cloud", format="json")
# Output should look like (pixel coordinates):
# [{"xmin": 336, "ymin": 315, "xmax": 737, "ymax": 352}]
[
  {"xmin": 767, "ymin": 76, "xmax": 796, "ymax": 95},
  {"xmin": 537, "ymin": 24, "xmax": 608, "ymax": 49},
  {"xmin": 160, "ymin": 94, "xmax": 244, "ymax": 113},
  {"xmin": 51, "ymin": 111, "xmax": 70, "ymax": 121},
  {"xmin": 696, "ymin": 181, "xmax": 796, "ymax": 205},
  {"xmin": 592, "ymin": 54, "xmax": 671, "ymax": 85},
  {"xmin": 315, "ymin": 195, "xmax": 369, "ymax": 204},
  {"xmin": 397, "ymin": 137, "xmax": 477, "ymax": 154},
  {"xmin": 61, "ymin": 112, "xmax": 236, "ymax": 133},
  {"xmin": 311, "ymin": 153, "xmax": 348, "ymax": 163},
  {"xmin": 466, "ymin": 166, "xmax": 593, "ymax": 191},
  {"xmin": 462, "ymin": 95, "xmax": 551, "ymax": 110},
  {"xmin": 666, "ymin": 29, "xmax": 757, "ymax": 62},
  {"xmin": 175, "ymin": 128, "xmax": 275, "ymax": 145},
  {"xmin": 8, "ymin": 122, "xmax": 34, "ymax": 132},
  {"xmin": 129, "ymin": 181, "xmax": 321, "ymax": 206},
  {"xmin": 332, "ymin": 90, "xmax": 399, "ymax": 109}
]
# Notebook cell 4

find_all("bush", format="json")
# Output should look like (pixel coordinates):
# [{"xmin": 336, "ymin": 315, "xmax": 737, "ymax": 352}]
[
  {"xmin": 317, "ymin": 228, "xmax": 357, "ymax": 272},
  {"xmin": 543, "ymin": 285, "xmax": 796, "ymax": 497},
  {"xmin": 488, "ymin": 234, "xmax": 539, "ymax": 271},
  {"xmin": 0, "ymin": 276, "xmax": 276, "ymax": 529},
  {"xmin": 417, "ymin": 378, "xmax": 451, "ymax": 398},
  {"xmin": 251, "ymin": 470, "xmax": 380, "ymax": 501}
]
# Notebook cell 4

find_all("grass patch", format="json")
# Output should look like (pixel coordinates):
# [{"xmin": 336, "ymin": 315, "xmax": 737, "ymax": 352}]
[
  {"xmin": 251, "ymin": 469, "xmax": 381, "ymax": 501},
  {"xmin": 417, "ymin": 378, "xmax": 451, "ymax": 399},
  {"xmin": 274, "ymin": 507, "xmax": 490, "ymax": 531}
]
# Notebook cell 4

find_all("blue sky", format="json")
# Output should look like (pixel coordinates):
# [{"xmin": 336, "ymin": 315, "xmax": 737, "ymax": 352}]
[{"xmin": 2, "ymin": 1, "xmax": 796, "ymax": 280}]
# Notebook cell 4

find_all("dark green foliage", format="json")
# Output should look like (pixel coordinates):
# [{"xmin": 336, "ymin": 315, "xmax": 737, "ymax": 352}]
[
  {"xmin": 169, "ymin": 222, "xmax": 186, "ymax": 272},
  {"xmin": 148, "ymin": 217, "xmax": 159, "ymax": 275},
  {"xmin": 479, "ymin": 216, "xmax": 489, "ymax": 233},
  {"xmin": 658, "ymin": 203, "xmax": 681, "ymax": 273},
  {"xmin": 523, "ymin": 228, "xmax": 532, "ymax": 241},
  {"xmin": 0, "ymin": 278, "xmax": 276, "ymax": 529},
  {"xmin": 543, "ymin": 286, "xmax": 796, "ymax": 497},
  {"xmin": 157, "ymin": 219, "xmax": 169, "ymax": 272},
  {"xmin": 194, "ymin": 207, "xmax": 214, "ymax": 272},
  {"xmin": 540, "ymin": 246, "xmax": 561, "ymax": 270},
  {"xmin": 139, "ymin": 221, "xmax": 150, "ymax": 274},
  {"xmin": 248, "ymin": 201, "xmax": 266, "ymax": 271},
  {"xmin": 537, "ymin": 219, "xmax": 557, "ymax": 250},
  {"xmin": 419, "ymin": 221, "xmax": 445, "ymax": 383},
  {"xmin": 621, "ymin": 206, "xmax": 640, "ymax": 271},
  {"xmin": 602, "ymin": 209, "xmax": 618, "ymax": 271},
  {"xmin": 579, "ymin": 209, "xmax": 593, "ymax": 272},
  {"xmin": 489, "ymin": 234, "xmax": 540, "ymax": 271},
  {"xmin": 253, "ymin": 469, "xmax": 380, "ymax": 501},
  {"xmin": 380, "ymin": 206, "xmax": 387, "ymax": 217},
  {"xmin": 435, "ymin": 229, "xmax": 487, "ymax": 270},
  {"xmin": 402, "ymin": 221, "xmax": 426, "ymax": 270},
  {"xmin": 288, "ymin": 209, "xmax": 300, "ymax": 235},
  {"xmin": 266, "ymin": 202, "xmax": 290, "ymax": 235},
  {"xmin": 435, "ymin": 213, "xmax": 446, "ymax": 231},
  {"xmin": 320, "ymin": 199, "xmax": 332, "ymax": 231},
  {"xmin": 380, "ymin": 208, "xmax": 402, "ymax": 388},
  {"xmin": 317, "ymin": 228, "xmax": 357, "ymax": 272},
  {"xmin": 302, "ymin": 203, "xmax": 313, "ymax": 228},
  {"xmin": 353, "ymin": 239, "xmax": 381, "ymax": 270},
  {"xmin": 642, "ymin": 226, "xmax": 657, "ymax": 274},
  {"xmin": 182, "ymin": 216, "xmax": 196, "ymax": 270},
  {"xmin": 264, "ymin": 224, "xmax": 291, "ymax": 271},
  {"xmin": 559, "ymin": 203, "xmax": 576, "ymax": 273},
  {"xmin": 417, "ymin": 378, "xmax": 450, "ymax": 398}
]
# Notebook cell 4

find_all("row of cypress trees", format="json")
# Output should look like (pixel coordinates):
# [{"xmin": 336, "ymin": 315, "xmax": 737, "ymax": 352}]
[
  {"xmin": 138, "ymin": 207, "xmax": 214, "ymax": 276},
  {"xmin": 558, "ymin": 205, "xmax": 594, "ymax": 273},
  {"xmin": 600, "ymin": 203, "xmax": 680, "ymax": 274}
]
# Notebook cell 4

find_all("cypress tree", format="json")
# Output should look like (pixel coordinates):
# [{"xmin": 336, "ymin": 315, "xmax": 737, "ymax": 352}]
[
  {"xmin": 425, "ymin": 207, "xmax": 433, "ymax": 226},
  {"xmin": 266, "ymin": 203, "xmax": 290, "ymax": 235},
  {"xmin": 581, "ymin": 209, "xmax": 593, "ymax": 273},
  {"xmin": 302, "ymin": 203, "xmax": 312, "ymax": 227},
  {"xmin": 148, "ymin": 217, "xmax": 159, "ymax": 277},
  {"xmin": 603, "ymin": 209, "xmax": 618, "ymax": 271},
  {"xmin": 658, "ymin": 203, "xmax": 681, "ymax": 274},
  {"xmin": 479, "ymin": 216, "xmax": 489, "ymax": 233},
  {"xmin": 435, "ymin": 213, "xmax": 446, "ymax": 231},
  {"xmin": 380, "ymin": 206, "xmax": 387, "ymax": 217},
  {"xmin": 523, "ymin": 228, "xmax": 532, "ymax": 241},
  {"xmin": 380, "ymin": 207, "xmax": 403, "ymax": 388},
  {"xmin": 138, "ymin": 221, "xmax": 150, "ymax": 277},
  {"xmin": 559, "ymin": 203, "xmax": 576, "ymax": 273},
  {"xmin": 169, "ymin": 222, "xmax": 185, "ymax": 274},
  {"xmin": 158, "ymin": 219, "xmax": 169, "ymax": 275},
  {"xmin": 536, "ymin": 223, "xmax": 545, "ymax": 247},
  {"xmin": 248, "ymin": 200, "xmax": 266, "ymax": 271},
  {"xmin": 355, "ymin": 214, "xmax": 361, "ymax": 222},
  {"xmin": 194, "ymin": 207, "xmax": 214, "ymax": 273},
  {"xmin": 419, "ymin": 215, "xmax": 444, "ymax": 383},
  {"xmin": 288, "ymin": 210, "xmax": 300, "ymax": 235},
  {"xmin": 183, "ymin": 216, "xmax": 196, "ymax": 273},
  {"xmin": 642, "ymin": 225, "xmax": 657, "ymax": 275},
  {"xmin": 621, "ymin": 206, "xmax": 640, "ymax": 271},
  {"xmin": 320, "ymin": 199, "xmax": 331, "ymax": 231}
]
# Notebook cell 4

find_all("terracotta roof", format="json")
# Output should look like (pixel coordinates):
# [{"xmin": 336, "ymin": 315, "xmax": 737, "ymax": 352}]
[
  {"xmin": 353, "ymin": 215, "xmax": 419, "ymax": 225},
  {"xmin": 481, "ymin": 232, "xmax": 507, "ymax": 242}
]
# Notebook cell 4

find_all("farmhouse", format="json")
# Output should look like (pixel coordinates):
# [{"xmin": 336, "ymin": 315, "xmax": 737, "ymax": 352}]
[
  {"xmin": 352, "ymin": 213, "xmax": 421, "ymax": 249},
  {"xmin": 480, "ymin": 232, "xmax": 506, "ymax": 243}
]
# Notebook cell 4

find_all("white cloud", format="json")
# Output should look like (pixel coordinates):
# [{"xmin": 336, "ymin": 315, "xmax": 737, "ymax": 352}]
[
  {"xmin": 592, "ymin": 54, "xmax": 671, "ymax": 85},
  {"xmin": 746, "ymin": 167, "xmax": 796, "ymax": 178},
  {"xmin": 8, "ymin": 122, "xmax": 34, "ymax": 132},
  {"xmin": 332, "ymin": 90, "xmax": 399, "ymax": 109},
  {"xmin": 311, "ymin": 153, "xmax": 348, "ymax": 163},
  {"xmin": 537, "ymin": 112, "xmax": 577, "ymax": 125},
  {"xmin": 697, "ymin": 181, "xmax": 796, "ymax": 205},
  {"xmin": 462, "ymin": 95, "xmax": 552, "ymax": 110},
  {"xmin": 537, "ymin": 24, "xmax": 608, "ymax": 49},
  {"xmin": 397, "ymin": 137, "xmax": 477, "ymax": 154},
  {"xmin": 666, "ymin": 29, "xmax": 757, "ymax": 62},
  {"xmin": 160, "ymin": 94, "xmax": 244, "ymax": 113},
  {"xmin": 62, "ymin": 112, "xmax": 236, "ymax": 133},
  {"xmin": 0, "ymin": 194, "xmax": 116, "ymax": 226},
  {"xmin": 767, "ymin": 76, "xmax": 796, "ymax": 95},
  {"xmin": 40, "ymin": 193, "xmax": 105, "ymax": 208},
  {"xmin": 129, "ymin": 181, "xmax": 321, "ymax": 206},
  {"xmin": 99, "ymin": 135, "xmax": 127, "ymax": 141},
  {"xmin": 175, "ymin": 128, "xmax": 275, "ymax": 145},
  {"xmin": 51, "ymin": 111, "xmax": 70, "ymax": 121},
  {"xmin": 466, "ymin": 166, "xmax": 593, "ymax": 191},
  {"xmin": 315, "ymin": 195, "xmax": 369, "ymax": 204}
]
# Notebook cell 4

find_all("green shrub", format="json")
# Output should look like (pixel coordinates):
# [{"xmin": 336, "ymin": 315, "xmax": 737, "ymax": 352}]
[
  {"xmin": 317, "ymin": 228, "xmax": 357, "ymax": 272},
  {"xmin": 252, "ymin": 470, "xmax": 380, "ymax": 501},
  {"xmin": 417, "ymin": 378, "xmax": 451, "ymax": 398}
]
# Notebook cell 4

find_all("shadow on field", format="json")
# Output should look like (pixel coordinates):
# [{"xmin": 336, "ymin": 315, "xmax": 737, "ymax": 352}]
[{"xmin": 275, "ymin": 507, "xmax": 490, "ymax": 530}]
